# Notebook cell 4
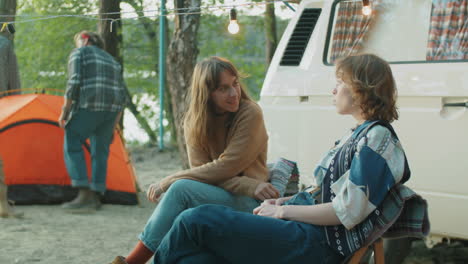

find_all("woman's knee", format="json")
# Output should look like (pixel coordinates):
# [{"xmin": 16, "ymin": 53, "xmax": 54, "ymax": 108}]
[
  {"xmin": 167, "ymin": 179, "xmax": 198, "ymax": 192},
  {"xmin": 164, "ymin": 179, "xmax": 205, "ymax": 200}
]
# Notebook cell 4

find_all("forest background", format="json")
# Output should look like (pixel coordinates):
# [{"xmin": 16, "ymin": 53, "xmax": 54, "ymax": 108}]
[{"xmin": 1, "ymin": 0, "xmax": 293, "ymax": 168}]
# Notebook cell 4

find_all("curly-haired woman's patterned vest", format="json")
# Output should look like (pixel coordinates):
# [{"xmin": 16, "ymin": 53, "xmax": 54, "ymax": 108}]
[{"xmin": 321, "ymin": 121, "xmax": 410, "ymax": 256}]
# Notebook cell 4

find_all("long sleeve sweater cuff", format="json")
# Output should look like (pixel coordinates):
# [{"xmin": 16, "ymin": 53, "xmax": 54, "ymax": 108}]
[{"xmin": 239, "ymin": 177, "xmax": 261, "ymax": 198}]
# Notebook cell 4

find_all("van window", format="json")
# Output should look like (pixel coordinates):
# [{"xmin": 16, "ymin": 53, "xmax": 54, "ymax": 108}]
[{"xmin": 324, "ymin": 0, "xmax": 468, "ymax": 64}]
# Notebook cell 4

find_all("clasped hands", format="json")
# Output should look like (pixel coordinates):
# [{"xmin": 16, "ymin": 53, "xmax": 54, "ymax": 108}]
[{"xmin": 253, "ymin": 196, "xmax": 292, "ymax": 219}]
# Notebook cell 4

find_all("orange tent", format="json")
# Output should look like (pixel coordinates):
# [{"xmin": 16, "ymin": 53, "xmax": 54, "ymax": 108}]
[{"xmin": 0, "ymin": 94, "xmax": 138, "ymax": 205}]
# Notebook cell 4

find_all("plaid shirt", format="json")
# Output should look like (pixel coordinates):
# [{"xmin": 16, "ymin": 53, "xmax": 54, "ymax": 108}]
[{"xmin": 65, "ymin": 45, "xmax": 126, "ymax": 112}]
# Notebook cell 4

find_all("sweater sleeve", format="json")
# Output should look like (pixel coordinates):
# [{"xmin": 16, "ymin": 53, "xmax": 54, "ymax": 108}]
[
  {"xmin": 187, "ymin": 144, "xmax": 211, "ymax": 168},
  {"xmin": 159, "ymin": 102, "xmax": 268, "ymax": 196}
]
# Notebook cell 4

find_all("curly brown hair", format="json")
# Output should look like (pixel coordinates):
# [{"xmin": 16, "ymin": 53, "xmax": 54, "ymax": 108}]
[{"xmin": 336, "ymin": 54, "xmax": 398, "ymax": 123}]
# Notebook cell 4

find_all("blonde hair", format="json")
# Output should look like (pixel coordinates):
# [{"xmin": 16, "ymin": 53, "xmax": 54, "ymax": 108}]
[
  {"xmin": 336, "ymin": 54, "xmax": 399, "ymax": 123},
  {"xmin": 184, "ymin": 56, "xmax": 251, "ymax": 148},
  {"xmin": 74, "ymin": 31, "xmax": 104, "ymax": 49}
]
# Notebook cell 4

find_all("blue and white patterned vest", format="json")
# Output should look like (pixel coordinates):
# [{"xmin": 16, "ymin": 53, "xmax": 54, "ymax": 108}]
[{"xmin": 321, "ymin": 121, "xmax": 410, "ymax": 256}]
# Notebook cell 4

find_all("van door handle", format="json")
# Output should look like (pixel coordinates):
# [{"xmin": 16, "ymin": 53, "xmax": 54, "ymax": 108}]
[{"xmin": 443, "ymin": 102, "xmax": 468, "ymax": 108}]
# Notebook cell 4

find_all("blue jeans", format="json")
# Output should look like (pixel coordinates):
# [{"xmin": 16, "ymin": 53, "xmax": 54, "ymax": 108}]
[
  {"xmin": 139, "ymin": 179, "xmax": 260, "ymax": 252},
  {"xmin": 64, "ymin": 109, "xmax": 118, "ymax": 193},
  {"xmin": 153, "ymin": 204, "xmax": 344, "ymax": 264}
]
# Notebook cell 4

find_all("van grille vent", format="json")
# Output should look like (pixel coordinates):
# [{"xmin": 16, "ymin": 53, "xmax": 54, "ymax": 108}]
[{"xmin": 280, "ymin": 8, "xmax": 321, "ymax": 66}]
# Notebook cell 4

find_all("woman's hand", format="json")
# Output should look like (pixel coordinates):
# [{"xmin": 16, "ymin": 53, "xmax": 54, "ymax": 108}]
[
  {"xmin": 273, "ymin": 196, "xmax": 293, "ymax": 206},
  {"xmin": 261, "ymin": 195, "xmax": 291, "ymax": 206},
  {"xmin": 253, "ymin": 202, "xmax": 283, "ymax": 219},
  {"xmin": 254, "ymin": 182, "xmax": 280, "ymax": 201},
  {"xmin": 146, "ymin": 183, "xmax": 164, "ymax": 203}
]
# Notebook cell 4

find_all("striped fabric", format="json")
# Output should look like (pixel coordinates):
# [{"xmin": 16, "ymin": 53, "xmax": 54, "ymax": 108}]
[
  {"xmin": 341, "ymin": 183, "xmax": 430, "ymax": 263},
  {"xmin": 267, "ymin": 157, "xmax": 299, "ymax": 197},
  {"xmin": 330, "ymin": 1, "xmax": 376, "ymax": 63},
  {"xmin": 427, "ymin": 0, "xmax": 468, "ymax": 60},
  {"xmin": 313, "ymin": 121, "xmax": 429, "ymax": 257},
  {"xmin": 322, "ymin": 121, "xmax": 405, "ymax": 256},
  {"xmin": 380, "ymin": 184, "xmax": 430, "ymax": 240}
]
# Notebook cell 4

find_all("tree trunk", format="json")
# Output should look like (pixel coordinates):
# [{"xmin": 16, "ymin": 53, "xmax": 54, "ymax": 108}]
[
  {"xmin": 166, "ymin": 0, "xmax": 201, "ymax": 168},
  {"xmin": 0, "ymin": 0, "xmax": 17, "ymax": 41},
  {"xmin": 161, "ymin": 13, "xmax": 176, "ymax": 145},
  {"xmin": 99, "ymin": 0, "xmax": 158, "ymax": 144},
  {"xmin": 264, "ymin": 2, "xmax": 278, "ymax": 66},
  {"xmin": 99, "ymin": 0, "xmax": 124, "ymax": 126},
  {"xmin": 99, "ymin": 0, "xmax": 123, "ymax": 64}
]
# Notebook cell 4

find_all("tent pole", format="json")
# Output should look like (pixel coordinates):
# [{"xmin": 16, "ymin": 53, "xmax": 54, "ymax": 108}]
[{"xmin": 159, "ymin": 0, "xmax": 166, "ymax": 151}]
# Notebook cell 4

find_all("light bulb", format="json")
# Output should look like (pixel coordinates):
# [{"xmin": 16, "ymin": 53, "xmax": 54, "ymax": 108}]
[
  {"xmin": 228, "ymin": 20, "xmax": 239, "ymax": 34},
  {"xmin": 362, "ymin": 5, "xmax": 372, "ymax": 16}
]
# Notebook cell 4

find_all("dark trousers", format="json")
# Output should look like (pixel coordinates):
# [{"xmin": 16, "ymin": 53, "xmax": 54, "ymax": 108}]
[{"xmin": 153, "ymin": 204, "xmax": 344, "ymax": 264}]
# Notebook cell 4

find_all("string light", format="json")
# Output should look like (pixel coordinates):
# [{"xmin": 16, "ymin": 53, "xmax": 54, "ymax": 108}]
[
  {"xmin": 362, "ymin": 0, "xmax": 372, "ymax": 16},
  {"xmin": 0, "ymin": 0, "xmax": 295, "ymax": 19},
  {"xmin": 227, "ymin": 8, "xmax": 239, "ymax": 34},
  {"xmin": 0, "ymin": 0, "xmax": 297, "ymax": 33}
]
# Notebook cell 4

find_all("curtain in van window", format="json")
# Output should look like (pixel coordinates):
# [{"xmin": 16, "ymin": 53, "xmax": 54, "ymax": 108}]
[
  {"xmin": 427, "ymin": 0, "xmax": 468, "ymax": 60},
  {"xmin": 330, "ymin": 1, "xmax": 377, "ymax": 63}
]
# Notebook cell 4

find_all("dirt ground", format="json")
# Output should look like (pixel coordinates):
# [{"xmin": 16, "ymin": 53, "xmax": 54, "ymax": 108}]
[
  {"xmin": 0, "ymin": 146, "xmax": 181, "ymax": 264},
  {"xmin": 0, "ymin": 146, "xmax": 466, "ymax": 264}
]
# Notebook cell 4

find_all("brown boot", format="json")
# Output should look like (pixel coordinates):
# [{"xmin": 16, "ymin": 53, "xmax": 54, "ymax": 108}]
[
  {"xmin": 0, "ymin": 158, "xmax": 23, "ymax": 218},
  {"xmin": 62, "ymin": 188, "xmax": 102, "ymax": 213},
  {"xmin": 110, "ymin": 256, "xmax": 128, "ymax": 264}
]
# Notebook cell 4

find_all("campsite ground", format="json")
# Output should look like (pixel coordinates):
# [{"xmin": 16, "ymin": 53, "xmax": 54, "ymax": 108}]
[{"xmin": 0, "ymin": 146, "xmax": 466, "ymax": 264}]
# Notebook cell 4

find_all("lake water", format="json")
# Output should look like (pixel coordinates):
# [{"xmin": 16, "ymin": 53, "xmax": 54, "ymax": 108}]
[{"xmin": 123, "ymin": 93, "xmax": 170, "ymax": 145}]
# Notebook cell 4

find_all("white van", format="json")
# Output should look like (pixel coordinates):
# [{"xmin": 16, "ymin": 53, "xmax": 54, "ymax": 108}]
[{"xmin": 260, "ymin": 0, "xmax": 468, "ymax": 245}]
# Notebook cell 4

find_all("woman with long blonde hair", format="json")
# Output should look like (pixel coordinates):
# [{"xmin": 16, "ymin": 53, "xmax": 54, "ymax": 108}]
[{"xmin": 111, "ymin": 57, "xmax": 279, "ymax": 264}]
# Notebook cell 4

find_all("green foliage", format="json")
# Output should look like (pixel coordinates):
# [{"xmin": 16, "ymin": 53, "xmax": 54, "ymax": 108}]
[
  {"xmin": 16, "ymin": 18, "xmax": 97, "ymax": 92},
  {"xmin": 198, "ymin": 13, "xmax": 288, "ymax": 100},
  {"xmin": 121, "ymin": 19, "xmax": 158, "ymax": 95},
  {"xmin": 15, "ymin": 1, "xmax": 288, "ymax": 100},
  {"xmin": 18, "ymin": 0, "xmax": 96, "ymax": 14},
  {"xmin": 15, "ymin": 2, "xmax": 98, "ymax": 92},
  {"xmin": 12, "ymin": 0, "xmax": 290, "ymax": 144}
]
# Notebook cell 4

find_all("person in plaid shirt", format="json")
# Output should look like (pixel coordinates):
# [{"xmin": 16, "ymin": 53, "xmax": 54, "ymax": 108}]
[{"xmin": 59, "ymin": 31, "xmax": 126, "ymax": 213}]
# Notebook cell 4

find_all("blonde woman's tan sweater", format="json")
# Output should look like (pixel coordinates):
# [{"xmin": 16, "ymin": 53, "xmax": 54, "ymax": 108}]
[{"xmin": 159, "ymin": 99, "xmax": 268, "ymax": 198}]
